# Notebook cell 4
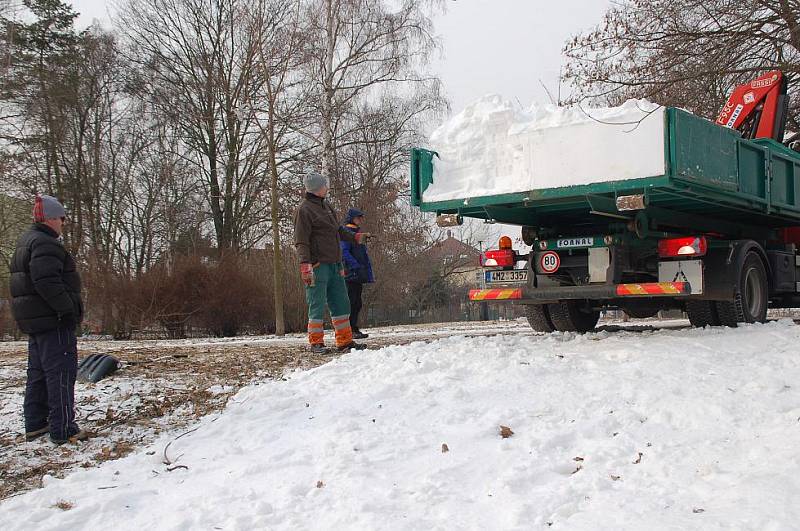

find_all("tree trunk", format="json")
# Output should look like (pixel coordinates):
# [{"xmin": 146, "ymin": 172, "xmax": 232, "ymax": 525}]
[
  {"xmin": 267, "ymin": 100, "xmax": 285, "ymax": 336},
  {"xmin": 321, "ymin": 0, "xmax": 336, "ymax": 180}
]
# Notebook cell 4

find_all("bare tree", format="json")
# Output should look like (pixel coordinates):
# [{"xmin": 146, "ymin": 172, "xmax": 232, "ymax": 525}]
[
  {"xmin": 0, "ymin": 0, "xmax": 458, "ymax": 335},
  {"xmin": 241, "ymin": 0, "xmax": 311, "ymax": 335},
  {"xmin": 119, "ymin": 0, "xmax": 274, "ymax": 251},
  {"xmin": 564, "ymin": 0, "xmax": 800, "ymax": 125},
  {"xmin": 0, "ymin": 0, "xmax": 81, "ymax": 246},
  {"xmin": 0, "ymin": 193, "xmax": 28, "ymax": 272},
  {"xmin": 113, "ymin": 104, "xmax": 200, "ymax": 277},
  {"xmin": 302, "ymin": 0, "xmax": 442, "ymax": 193}
]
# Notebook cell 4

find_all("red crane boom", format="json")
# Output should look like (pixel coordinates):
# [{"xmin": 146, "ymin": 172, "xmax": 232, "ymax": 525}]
[{"xmin": 716, "ymin": 70, "xmax": 789, "ymax": 142}]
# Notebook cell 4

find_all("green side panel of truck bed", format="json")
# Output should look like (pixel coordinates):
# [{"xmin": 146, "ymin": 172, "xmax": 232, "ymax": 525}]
[{"xmin": 411, "ymin": 108, "xmax": 800, "ymax": 229}]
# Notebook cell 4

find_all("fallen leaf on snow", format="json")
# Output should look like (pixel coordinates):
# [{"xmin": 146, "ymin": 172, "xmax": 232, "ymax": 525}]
[
  {"xmin": 633, "ymin": 452, "xmax": 643, "ymax": 464},
  {"xmin": 53, "ymin": 500, "xmax": 74, "ymax": 511},
  {"xmin": 499, "ymin": 426, "xmax": 514, "ymax": 438},
  {"xmin": 610, "ymin": 474, "xmax": 621, "ymax": 481},
  {"xmin": 316, "ymin": 481, "xmax": 324, "ymax": 488},
  {"xmin": 573, "ymin": 456, "xmax": 584, "ymax": 462},
  {"xmin": 693, "ymin": 508, "xmax": 705, "ymax": 514},
  {"xmin": 441, "ymin": 443, "xmax": 449, "ymax": 453}
]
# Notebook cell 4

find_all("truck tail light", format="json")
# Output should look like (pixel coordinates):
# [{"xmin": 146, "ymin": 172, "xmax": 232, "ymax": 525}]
[
  {"xmin": 481, "ymin": 249, "xmax": 515, "ymax": 267},
  {"xmin": 481, "ymin": 236, "xmax": 517, "ymax": 267},
  {"xmin": 658, "ymin": 236, "xmax": 707, "ymax": 258}
]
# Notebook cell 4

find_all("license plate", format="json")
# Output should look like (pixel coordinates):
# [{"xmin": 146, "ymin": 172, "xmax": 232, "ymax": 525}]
[{"xmin": 485, "ymin": 269, "xmax": 529, "ymax": 284}]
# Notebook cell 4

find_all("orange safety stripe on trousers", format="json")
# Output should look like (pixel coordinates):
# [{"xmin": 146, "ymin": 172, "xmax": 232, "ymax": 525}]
[
  {"xmin": 308, "ymin": 319, "xmax": 325, "ymax": 346},
  {"xmin": 469, "ymin": 289, "xmax": 523, "ymax": 301},
  {"xmin": 331, "ymin": 316, "xmax": 351, "ymax": 331},
  {"xmin": 331, "ymin": 314, "xmax": 353, "ymax": 347},
  {"xmin": 334, "ymin": 326, "xmax": 353, "ymax": 348}
]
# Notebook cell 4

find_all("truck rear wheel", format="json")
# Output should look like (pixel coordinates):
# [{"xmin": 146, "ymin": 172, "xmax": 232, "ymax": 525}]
[
  {"xmin": 686, "ymin": 301, "xmax": 720, "ymax": 327},
  {"xmin": 547, "ymin": 301, "xmax": 600, "ymax": 333},
  {"xmin": 715, "ymin": 252, "xmax": 768, "ymax": 327},
  {"xmin": 525, "ymin": 304, "xmax": 555, "ymax": 333}
]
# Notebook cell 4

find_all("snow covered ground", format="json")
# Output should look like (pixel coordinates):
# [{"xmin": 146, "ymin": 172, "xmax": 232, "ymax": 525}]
[
  {"xmin": 2, "ymin": 319, "xmax": 800, "ymax": 529},
  {"xmin": 0, "ymin": 320, "xmax": 531, "ymax": 500},
  {"xmin": 0, "ymin": 319, "xmax": 528, "ymax": 355}
]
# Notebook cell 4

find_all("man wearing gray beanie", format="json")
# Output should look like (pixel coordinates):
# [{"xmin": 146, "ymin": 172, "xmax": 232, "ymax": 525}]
[
  {"xmin": 9, "ymin": 194, "xmax": 87, "ymax": 444},
  {"xmin": 294, "ymin": 172, "xmax": 370, "ymax": 354},
  {"xmin": 303, "ymin": 172, "xmax": 329, "ymax": 194}
]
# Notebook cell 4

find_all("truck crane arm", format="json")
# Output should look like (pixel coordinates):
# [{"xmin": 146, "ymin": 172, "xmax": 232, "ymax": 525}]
[{"xmin": 716, "ymin": 70, "xmax": 790, "ymax": 143}]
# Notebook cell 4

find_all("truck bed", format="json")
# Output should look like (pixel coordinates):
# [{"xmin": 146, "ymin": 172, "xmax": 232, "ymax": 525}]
[{"xmin": 411, "ymin": 108, "xmax": 800, "ymax": 233}]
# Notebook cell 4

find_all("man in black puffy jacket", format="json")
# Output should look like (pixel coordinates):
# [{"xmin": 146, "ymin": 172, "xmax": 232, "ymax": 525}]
[{"xmin": 9, "ymin": 195, "xmax": 87, "ymax": 444}]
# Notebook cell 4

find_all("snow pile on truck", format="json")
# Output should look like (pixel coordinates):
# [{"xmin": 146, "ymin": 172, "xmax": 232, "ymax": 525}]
[{"xmin": 424, "ymin": 96, "xmax": 666, "ymax": 202}]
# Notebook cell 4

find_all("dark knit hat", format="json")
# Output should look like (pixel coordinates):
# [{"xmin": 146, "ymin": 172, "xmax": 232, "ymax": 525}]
[
  {"xmin": 33, "ymin": 194, "xmax": 66, "ymax": 223},
  {"xmin": 345, "ymin": 208, "xmax": 365, "ymax": 224}
]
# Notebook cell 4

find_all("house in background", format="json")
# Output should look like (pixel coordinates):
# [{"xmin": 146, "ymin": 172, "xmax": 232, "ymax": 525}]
[
  {"xmin": 405, "ymin": 230, "xmax": 522, "ymax": 322},
  {"xmin": 423, "ymin": 230, "xmax": 483, "ymax": 286}
]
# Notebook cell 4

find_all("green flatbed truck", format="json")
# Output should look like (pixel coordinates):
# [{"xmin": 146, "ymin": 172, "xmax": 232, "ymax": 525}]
[{"xmin": 410, "ymin": 107, "xmax": 800, "ymax": 332}]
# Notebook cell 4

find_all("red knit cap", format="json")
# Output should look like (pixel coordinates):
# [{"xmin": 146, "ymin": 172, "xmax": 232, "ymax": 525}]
[
  {"xmin": 32, "ymin": 194, "xmax": 66, "ymax": 222},
  {"xmin": 32, "ymin": 194, "xmax": 45, "ymax": 223}
]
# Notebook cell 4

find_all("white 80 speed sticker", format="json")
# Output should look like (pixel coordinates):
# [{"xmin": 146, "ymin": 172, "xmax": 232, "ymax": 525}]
[{"xmin": 539, "ymin": 251, "xmax": 560, "ymax": 273}]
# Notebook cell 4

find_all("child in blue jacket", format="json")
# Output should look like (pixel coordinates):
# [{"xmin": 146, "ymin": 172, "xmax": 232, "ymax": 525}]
[{"xmin": 341, "ymin": 208, "xmax": 374, "ymax": 338}]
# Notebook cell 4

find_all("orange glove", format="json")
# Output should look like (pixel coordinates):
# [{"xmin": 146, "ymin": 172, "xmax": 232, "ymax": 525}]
[
  {"xmin": 300, "ymin": 263, "xmax": 314, "ymax": 287},
  {"xmin": 355, "ymin": 232, "xmax": 371, "ymax": 244}
]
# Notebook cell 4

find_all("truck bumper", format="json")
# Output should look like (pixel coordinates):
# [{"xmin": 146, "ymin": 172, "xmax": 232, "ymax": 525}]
[{"xmin": 469, "ymin": 282, "xmax": 690, "ymax": 303}]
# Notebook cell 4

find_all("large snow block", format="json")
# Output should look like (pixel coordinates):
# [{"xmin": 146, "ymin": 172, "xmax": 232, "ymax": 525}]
[{"xmin": 422, "ymin": 97, "xmax": 666, "ymax": 203}]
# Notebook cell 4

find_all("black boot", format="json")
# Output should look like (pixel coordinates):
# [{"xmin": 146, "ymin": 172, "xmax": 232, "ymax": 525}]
[
  {"xmin": 338, "ymin": 342, "xmax": 368, "ymax": 353},
  {"xmin": 352, "ymin": 329, "xmax": 369, "ymax": 340},
  {"xmin": 310, "ymin": 344, "xmax": 330, "ymax": 355}
]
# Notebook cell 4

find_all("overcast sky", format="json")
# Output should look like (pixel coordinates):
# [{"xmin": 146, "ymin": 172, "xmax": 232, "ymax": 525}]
[
  {"xmin": 68, "ymin": 0, "xmax": 612, "ymax": 112},
  {"xmin": 432, "ymin": 0, "xmax": 612, "ymax": 110}
]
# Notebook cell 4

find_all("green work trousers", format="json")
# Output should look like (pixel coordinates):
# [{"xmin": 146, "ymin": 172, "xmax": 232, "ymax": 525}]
[{"xmin": 305, "ymin": 262, "xmax": 352, "ymax": 347}]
